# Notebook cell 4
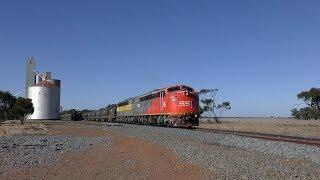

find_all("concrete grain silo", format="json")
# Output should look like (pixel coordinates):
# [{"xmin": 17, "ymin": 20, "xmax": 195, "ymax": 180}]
[
  {"xmin": 27, "ymin": 80, "xmax": 61, "ymax": 120},
  {"xmin": 25, "ymin": 58, "xmax": 61, "ymax": 120}
]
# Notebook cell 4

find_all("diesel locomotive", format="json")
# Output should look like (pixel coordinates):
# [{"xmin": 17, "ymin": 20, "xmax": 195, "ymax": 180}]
[{"xmin": 82, "ymin": 84, "xmax": 200, "ymax": 127}]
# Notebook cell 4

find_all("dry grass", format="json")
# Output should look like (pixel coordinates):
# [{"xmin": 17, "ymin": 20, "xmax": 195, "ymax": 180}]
[{"xmin": 199, "ymin": 118, "xmax": 320, "ymax": 138}]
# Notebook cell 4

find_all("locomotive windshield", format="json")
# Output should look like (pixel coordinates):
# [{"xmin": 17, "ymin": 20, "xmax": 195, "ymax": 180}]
[
  {"xmin": 181, "ymin": 86, "xmax": 194, "ymax": 92},
  {"xmin": 167, "ymin": 86, "xmax": 181, "ymax": 92}
]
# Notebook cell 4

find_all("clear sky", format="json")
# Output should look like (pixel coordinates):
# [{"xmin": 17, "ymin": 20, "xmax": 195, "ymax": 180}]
[{"xmin": 0, "ymin": 0, "xmax": 319, "ymax": 117}]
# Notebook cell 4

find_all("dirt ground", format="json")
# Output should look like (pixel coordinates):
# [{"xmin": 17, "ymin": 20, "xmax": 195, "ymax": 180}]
[
  {"xmin": 0, "ymin": 120, "xmax": 53, "ymax": 136},
  {"xmin": 2, "ymin": 119, "xmax": 319, "ymax": 179},
  {"xmin": 199, "ymin": 117, "xmax": 320, "ymax": 138},
  {"xmin": 2, "ymin": 122, "xmax": 209, "ymax": 180}
]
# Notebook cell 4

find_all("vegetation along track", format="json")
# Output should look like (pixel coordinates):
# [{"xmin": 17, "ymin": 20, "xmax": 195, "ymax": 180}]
[{"xmin": 195, "ymin": 128, "xmax": 320, "ymax": 147}]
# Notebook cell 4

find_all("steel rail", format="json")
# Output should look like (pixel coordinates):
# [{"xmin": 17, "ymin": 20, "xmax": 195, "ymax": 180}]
[{"xmin": 195, "ymin": 128, "xmax": 320, "ymax": 147}]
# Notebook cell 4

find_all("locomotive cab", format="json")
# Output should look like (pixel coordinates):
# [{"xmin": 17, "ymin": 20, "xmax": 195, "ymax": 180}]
[{"xmin": 164, "ymin": 85, "xmax": 199, "ymax": 126}]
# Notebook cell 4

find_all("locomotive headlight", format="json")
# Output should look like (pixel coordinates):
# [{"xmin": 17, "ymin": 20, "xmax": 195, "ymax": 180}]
[{"xmin": 171, "ymin": 96, "xmax": 177, "ymax": 102}]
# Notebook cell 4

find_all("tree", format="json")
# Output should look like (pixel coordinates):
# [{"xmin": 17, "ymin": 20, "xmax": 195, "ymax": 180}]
[
  {"xmin": 297, "ymin": 88, "xmax": 320, "ymax": 111},
  {"xmin": 80, "ymin": 109, "xmax": 91, "ymax": 113},
  {"xmin": 0, "ymin": 91, "xmax": 34, "ymax": 124},
  {"xmin": 11, "ymin": 97, "xmax": 34, "ymax": 124},
  {"xmin": 198, "ymin": 106, "xmax": 204, "ymax": 116},
  {"xmin": 0, "ymin": 91, "xmax": 17, "ymax": 121},
  {"xmin": 291, "ymin": 88, "xmax": 320, "ymax": 120},
  {"xmin": 61, "ymin": 109, "xmax": 78, "ymax": 115},
  {"xmin": 291, "ymin": 107, "xmax": 320, "ymax": 120},
  {"xmin": 199, "ymin": 89, "xmax": 231, "ymax": 123},
  {"xmin": 291, "ymin": 108, "xmax": 301, "ymax": 119}
]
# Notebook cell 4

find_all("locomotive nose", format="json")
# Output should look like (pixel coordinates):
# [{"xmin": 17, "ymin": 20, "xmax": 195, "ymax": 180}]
[{"xmin": 185, "ymin": 91, "xmax": 197, "ymax": 98}]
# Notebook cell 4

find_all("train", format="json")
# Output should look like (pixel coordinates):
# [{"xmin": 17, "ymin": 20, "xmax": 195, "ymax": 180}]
[{"xmin": 64, "ymin": 84, "xmax": 200, "ymax": 127}]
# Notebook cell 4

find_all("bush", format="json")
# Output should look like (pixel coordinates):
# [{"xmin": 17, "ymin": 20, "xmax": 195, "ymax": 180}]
[
  {"xmin": 11, "ymin": 97, "xmax": 34, "ymax": 124},
  {"xmin": 0, "ymin": 91, "xmax": 34, "ymax": 124}
]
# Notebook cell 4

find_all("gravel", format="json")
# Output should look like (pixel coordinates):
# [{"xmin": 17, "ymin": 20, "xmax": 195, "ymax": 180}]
[
  {"xmin": 0, "ymin": 134, "xmax": 109, "ymax": 174},
  {"xmin": 104, "ymin": 124, "xmax": 320, "ymax": 179}
]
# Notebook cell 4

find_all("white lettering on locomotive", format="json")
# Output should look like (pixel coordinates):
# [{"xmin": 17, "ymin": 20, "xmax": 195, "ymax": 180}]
[{"xmin": 178, "ymin": 101, "xmax": 192, "ymax": 107}]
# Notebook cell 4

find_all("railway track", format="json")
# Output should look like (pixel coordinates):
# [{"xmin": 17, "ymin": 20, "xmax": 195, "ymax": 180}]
[
  {"xmin": 195, "ymin": 128, "xmax": 320, "ymax": 147},
  {"xmin": 59, "ymin": 120, "xmax": 320, "ymax": 147}
]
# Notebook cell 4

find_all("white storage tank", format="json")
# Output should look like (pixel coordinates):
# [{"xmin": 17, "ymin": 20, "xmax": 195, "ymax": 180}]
[{"xmin": 27, "ymin": 80, "xmax": 61, "ymax": 120}]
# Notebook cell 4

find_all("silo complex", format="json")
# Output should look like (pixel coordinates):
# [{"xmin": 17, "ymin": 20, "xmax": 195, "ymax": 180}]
[
  {"xmin": 27, "ymin": 80, "xmax": 61, "ymax": 120},
  {"xmin": 25, "ymin": 58, "xmax": 61, "ymax": 120}
]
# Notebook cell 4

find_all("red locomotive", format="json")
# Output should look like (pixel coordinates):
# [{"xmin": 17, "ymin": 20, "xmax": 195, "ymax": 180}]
[{"xmin": 82, "ymin": 84, "xmax": 199, "ymax": 127}]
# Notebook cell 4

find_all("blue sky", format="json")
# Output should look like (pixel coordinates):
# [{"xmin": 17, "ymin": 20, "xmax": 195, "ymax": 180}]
[{"xmin": 0, "ymin": 0, "xmax": 319, "ymax": 117}]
